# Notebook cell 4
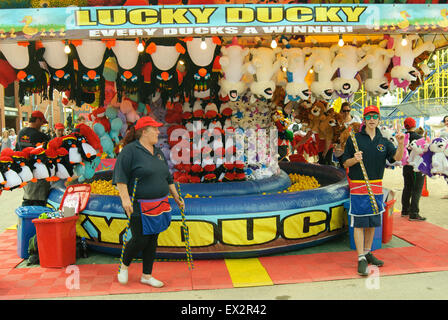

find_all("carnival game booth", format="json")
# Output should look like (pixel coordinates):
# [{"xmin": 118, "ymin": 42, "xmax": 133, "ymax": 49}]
[
  {"xmin": 1, "ymin": 2, "xmax": 448, "ymax": 259},
  {"xmin": 47, "ymin": 162, "xmax": 349, "ymax": 259}
]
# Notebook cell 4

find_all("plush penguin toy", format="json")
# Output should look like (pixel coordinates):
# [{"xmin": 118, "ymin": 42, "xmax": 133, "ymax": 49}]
[
  {"xmin": 12, "ymin": 150, "xmax": 34, "ymax": 184},
  {"xmin": 29, "ymin": 147, "xmax": 51, "ymax": 181},
  {"xmin": 56, "ymin": 147, "xmax": 74, "ymax": 181},
  {"xmin": 42, "ymin": 40, "xmax": 76, "ymax": 101},
  {"xmin": 0, "ymin": 41, "xmax": 49, "ymax": 104},
  {"xmin": 0, "ymin": 149, "xmax": 24, "ymax": 190},
  {"xmin": 61, "ymin": 135, "xmax": 83, "ymax": 164},
  {"xmin": 72, "ymin": 39, "xmax": 109, "ymax": 107}
]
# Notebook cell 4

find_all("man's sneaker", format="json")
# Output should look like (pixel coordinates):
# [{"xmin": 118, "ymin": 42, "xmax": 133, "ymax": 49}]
[
  {"xmin": 365, "ymin": 252, "xmax": 384, "ymax": 267},
  {"xmin": 401, "ymin": 211, "xmax": 409, "ymax": 217},
  {"xmin": 358, "ymin": 258, "xmax": 369, "ymax": 276},
  {"xmin": 409, "ymin": 214, "xmax": 426, "ymax": 221}
]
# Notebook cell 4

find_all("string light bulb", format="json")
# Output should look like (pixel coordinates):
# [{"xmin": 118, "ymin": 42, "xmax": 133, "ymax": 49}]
[
  {"xmin": 401, "ymin": 35, "xmax": 408, "ymax": 46},
  {"xmin": 270, "ymin": 37, "xmax": 277, "ymax": 49},
  {"xmin": 200, "ymin": 37, "xmax": 207, "ymax": 50},
  {"xmin": 137, "ymin": 39, "xmax": 144, "ymax": 52},
  {"xmin": 64, "ymin": 41, "xmax": 71, "ymax": 54},
  {"xmin": 338, "ymin": 35, "xmax": 344, "ymax": 47}
]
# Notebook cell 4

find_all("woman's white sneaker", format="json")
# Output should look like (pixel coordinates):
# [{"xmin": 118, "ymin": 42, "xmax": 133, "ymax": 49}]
[
  {"xmin": 117, "ymin": 268, "xmax": 128, "ymax": 284},
  {"xmin": 141, "ymin": 276, "xmax": 164, "ymax": 288}
]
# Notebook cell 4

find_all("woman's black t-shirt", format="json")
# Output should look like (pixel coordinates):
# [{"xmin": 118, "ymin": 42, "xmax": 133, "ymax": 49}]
[{"xmin": 112, "ymin": 140, "xmax": 173, "ymax": 203}]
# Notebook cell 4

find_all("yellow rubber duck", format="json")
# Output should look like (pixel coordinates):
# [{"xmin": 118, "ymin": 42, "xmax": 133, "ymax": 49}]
[
  {"xmin": 21, "ymin": 16, "xmax": 38, "ymax": 38},
  {"xmin": 398, "ymin": 11, "xmax": 410, "ymax": 30}
]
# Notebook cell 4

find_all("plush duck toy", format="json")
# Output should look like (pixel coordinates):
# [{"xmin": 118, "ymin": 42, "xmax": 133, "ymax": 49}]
[
  {"xmin": 362, "ymin": 40, "xmax": 394, "ymax": 97},
  {"xmin": 331, "ymin": 43, "xmax": 373, "ymax": 101},
  {"xmin": 309, "ymin": 46, "xmax": 337, "ymax": 101},
  {"xmin": 246, "ymin": 47, "xmax": 282, "ymax": 103},
  {"xmin": 280, "ymin": 47, "xmax": 314, "ymax": 103},
  {"xmin": 218, "ymin": 37, "xmax": 250, "ymax": 101}
]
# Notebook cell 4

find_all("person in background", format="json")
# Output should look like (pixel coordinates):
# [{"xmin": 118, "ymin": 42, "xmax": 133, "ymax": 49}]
[
  {"xmin": 16, "ymin": 111, "xmax": 51, "ymax": 206},
  {"xmin": 401, "ymin": 117, "xmax": 426, "ymax": 221},
  {"xmin": 113, "ymin": 116, "xmax": 184, "ymax": 288},
  {"xmin": 439, "ymin": 116, "xmax": 448, "ymax": 199},
  {"xmin": 1, "ymin": 130, "xmax": 12, "ymax": 151},
  {"xmin": 54, "ymin": 123, "xmax": 65, "ymax": 138},
  {"xmin": 334, "ymin": 102, "xmax": 363, "ymax": 166},
  {"xmin": 341, "ymin": 105, "xmax": 405, "ymax": 276},
  {"xmin": 77, "ymin": 115, "xmax": 86, "ymax": 125},
  {"xmin": 8, "ymin": 128, "xmax": 17, "ymax": 149},
  {"xmin": 67, "ymin": 114, "xmax": 73, "ymax": 129}
]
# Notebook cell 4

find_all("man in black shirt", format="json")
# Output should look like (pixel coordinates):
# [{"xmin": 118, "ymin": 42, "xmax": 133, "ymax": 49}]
[
  {"xmin": 16, "ymin": 110, "xmax": 51, "ymax": 206},
  {"xmin": 401, "ymin": 117, "xmax": 426, "ymax": 221},
  {"xmin": 342, "ymin": 105, "xmax": 405, "ymax": 276}
]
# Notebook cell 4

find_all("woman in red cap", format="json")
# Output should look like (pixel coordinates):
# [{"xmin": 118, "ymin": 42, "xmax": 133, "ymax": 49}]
[
  {"xmin": 401, "ymin": 117, "xmax": 426, "ymax": 221},
  {"xmin": 113, "ymin": 116, "xmax": 184, "ymax": 288}
]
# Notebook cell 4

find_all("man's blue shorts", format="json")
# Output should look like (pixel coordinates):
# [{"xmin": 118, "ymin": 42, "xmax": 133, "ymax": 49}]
[{"xmin": 350, "ymin": 213, "xmax": 382, "ymax": 228}]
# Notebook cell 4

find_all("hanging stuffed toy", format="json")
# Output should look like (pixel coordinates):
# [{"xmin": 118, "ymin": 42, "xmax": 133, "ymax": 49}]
[
  {"xmin": 0, "ymin": 41, "xmax": 48, "ymax": 104},
  {"xmin": 362, "ymin": 40, "xmax": 394, "ymax": 98},
  {"xmin": 389, "ymin": 34, "xmax": 435, "ymax": 91},
  {"xmin": 280, "ymin": 47, "xmax": 313, "ymax": 103},
  {"xmin": 105, "ymin": 106, "xmax": 123, "ymax": 144},
  {"xmin": 183, "ymin": 37, "xmax": 222, "ymax": 101},
  {"xmin": 408, "ymin": 137, "xmax": 428, "ymax": 172},
  {"xmin": 218, "ymin": 37, "xmax": 250, "ymax": 102},
  {"xmin": 309, "ymin": 46, "xmax": 337, "ymax": 101},
  {"xmin": 111, "ymin": 39, "xmax": 146, "ymax": 103},
  {"xmin": 429, "ymin": 138, "xmax": 448, "ymax": 176},
  {"xmin": 0, "ymin": 57, "xmax": 17, "ymax": 88},
  {"xmin": 72, "ymin": 39, "xmax": 109, "ymax": 107},
  {"xmin": 144, "ymin": 38, "xmax": 186, "ymax": 105},
  {"xmin": 331, "ymin": 43, "xmax": 373, "ymax": 101},
  {"xmin": 246, "ymin": 46, "xmax": 282, "ymax": 104},
  {"xmin": 42, "ymin": 40, "xmax": 76, "ymax": 101}
]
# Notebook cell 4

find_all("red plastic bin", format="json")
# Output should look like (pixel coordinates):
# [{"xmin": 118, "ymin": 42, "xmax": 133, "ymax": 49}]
[
  {"xmin": 382, "ymin": 199, "xmax": 396, "ymax": 244},
  {"xmin": 32, "ymin": 215, "xmax": 78, "ymax": 268}
]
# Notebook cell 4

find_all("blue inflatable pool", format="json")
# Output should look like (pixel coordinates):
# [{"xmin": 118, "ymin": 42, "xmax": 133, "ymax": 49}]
[{"xmin": 47, "ymin": 162, "xmax": 350, "ymax": 259}]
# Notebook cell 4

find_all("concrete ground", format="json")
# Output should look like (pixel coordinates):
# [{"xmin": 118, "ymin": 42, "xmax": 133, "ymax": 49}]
[{"xmin": 1, "ymin": 167, "xmax": 448, "ymax": 300}]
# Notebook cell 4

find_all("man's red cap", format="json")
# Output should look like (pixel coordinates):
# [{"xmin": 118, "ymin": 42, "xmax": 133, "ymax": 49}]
[
  {"xmin": 363, "ymin": 105, "xmax": 380, "ymax": 116},
  {"xmin": 31, "ymin": 110, "xmax": 48, "ymax": 124},
  {"xmin": 404, "ymin": 117, "xmax": 416, "ymax": 130},
  {"xmin": 54, "ymin": 123, "xmax": 65, "ymax": 130},
  {"xmin": 134, "ymin": 116, "xmax": 163, "ymax": 131}
]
